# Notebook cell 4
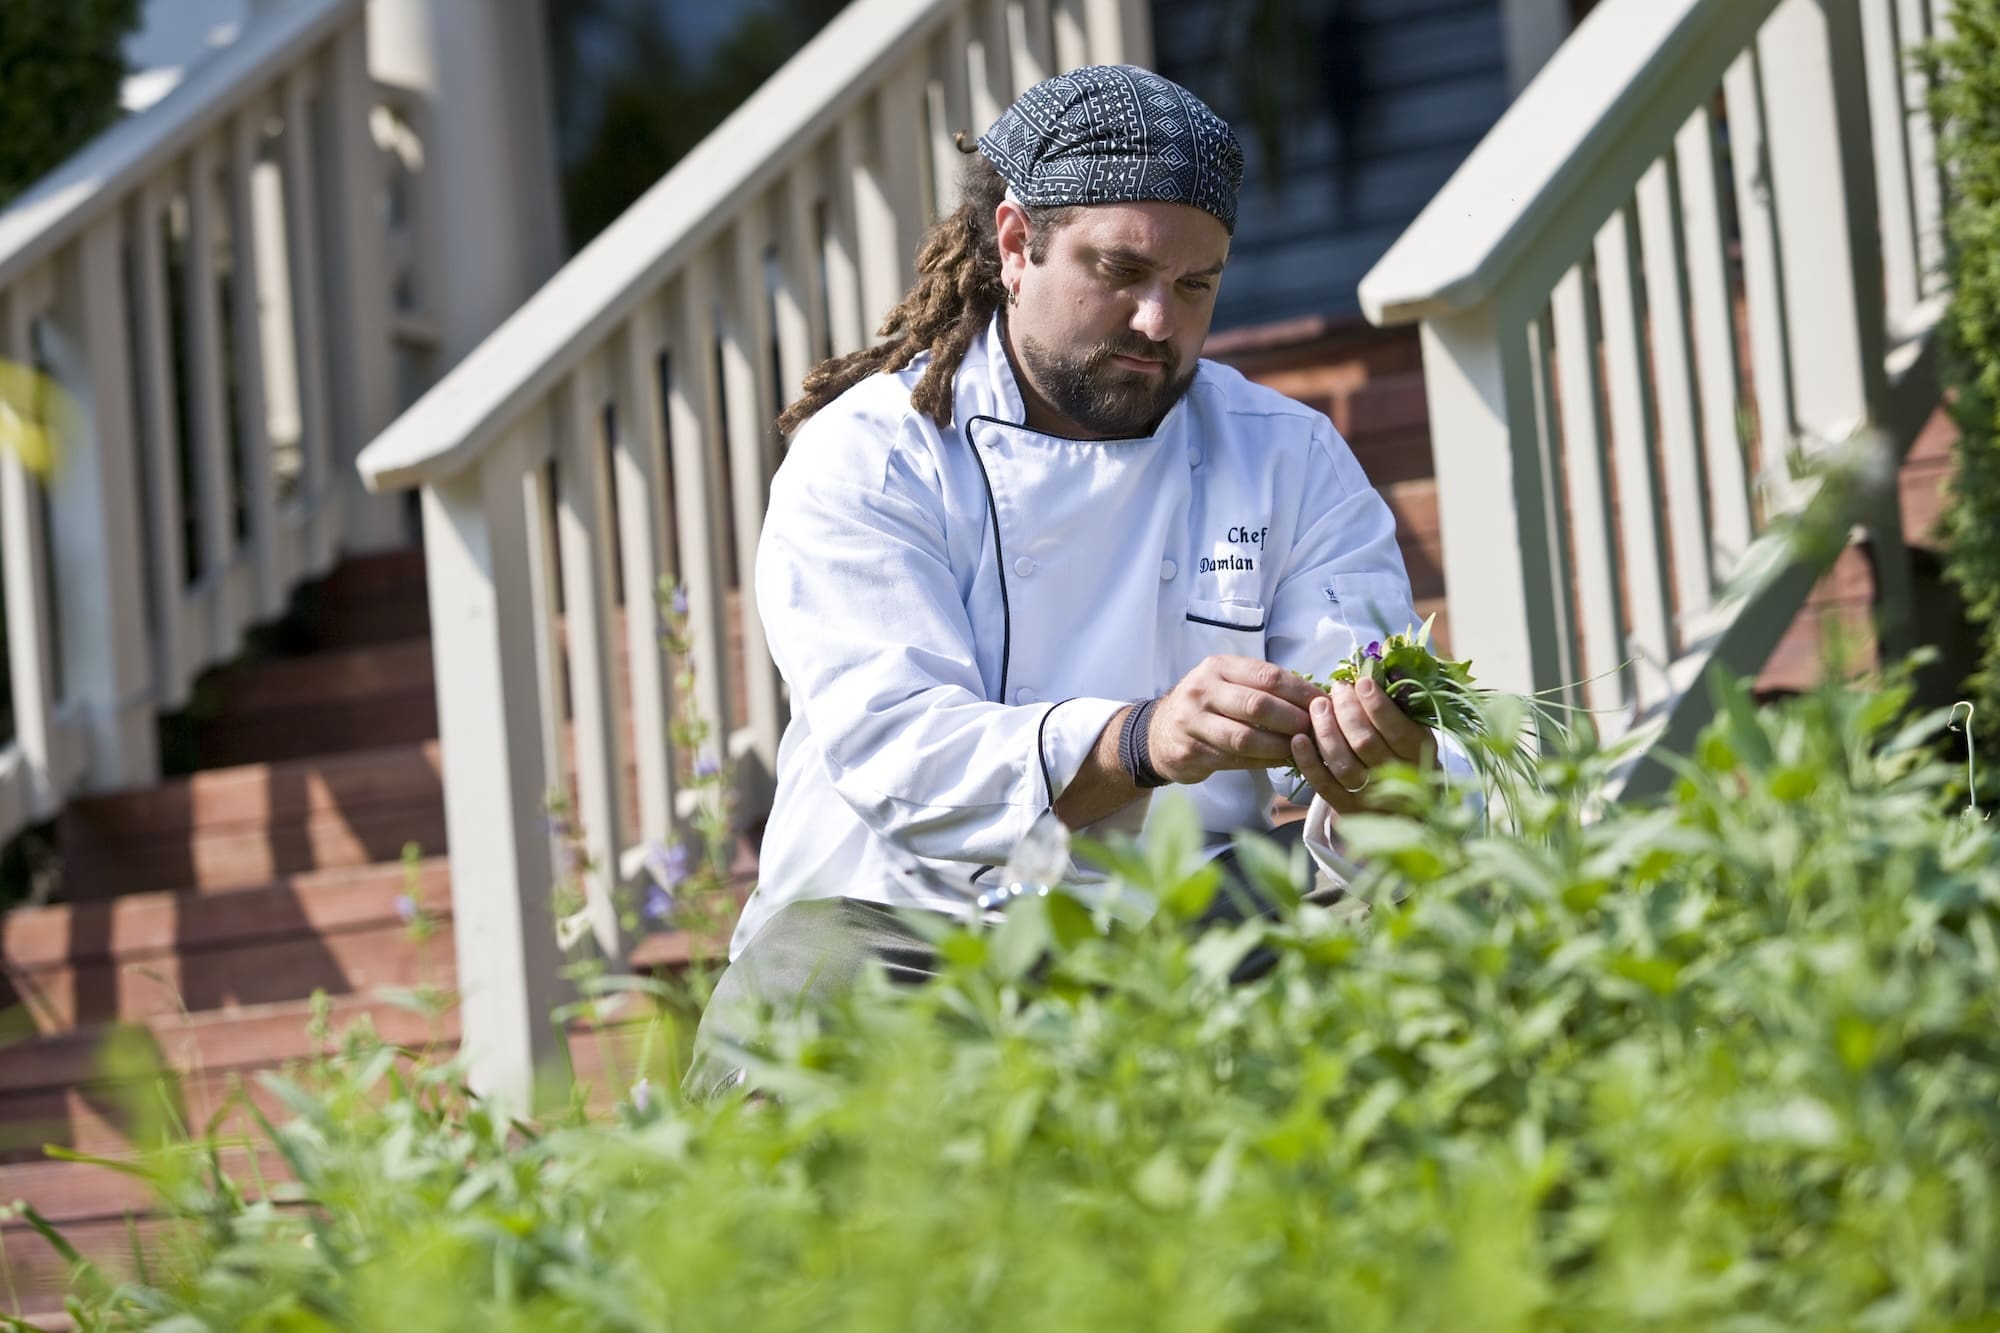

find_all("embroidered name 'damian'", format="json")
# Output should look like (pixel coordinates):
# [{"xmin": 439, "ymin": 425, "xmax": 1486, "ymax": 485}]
[{"xmin": 1201, "ymin": 524, "xmax": 1267, "ymax": 574}]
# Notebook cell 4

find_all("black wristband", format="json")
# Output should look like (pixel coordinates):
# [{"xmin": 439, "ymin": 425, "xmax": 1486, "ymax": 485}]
[{"xmin": 1126, "ymin": 698, "xmax": 1172, "ymax": 789}]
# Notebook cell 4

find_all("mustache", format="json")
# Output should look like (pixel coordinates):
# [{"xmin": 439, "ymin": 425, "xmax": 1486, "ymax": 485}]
[{"xmin": 1083, "ymin": 336, "xmax": 1176, "ymax": 371}]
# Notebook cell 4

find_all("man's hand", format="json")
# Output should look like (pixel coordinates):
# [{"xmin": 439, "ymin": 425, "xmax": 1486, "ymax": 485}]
[
  {"xmin": 1289, "ymin": 674, "xmax": 1435, "ymax": 814},
  {"xmin": 1146, "ymin": 655, "xmax": 1325, "ymax": 785}
]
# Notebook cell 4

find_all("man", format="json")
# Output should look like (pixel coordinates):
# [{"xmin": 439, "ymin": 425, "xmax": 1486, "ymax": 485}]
[{"xmin": 688, "ymin": 65, "xmax": 1453, "ymax": 1098}]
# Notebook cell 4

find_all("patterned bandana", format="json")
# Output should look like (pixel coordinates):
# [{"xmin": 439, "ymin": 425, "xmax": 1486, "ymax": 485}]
[{"xmin": 976, "ymin": 65, "xmax": 1244, "ymax": 234}]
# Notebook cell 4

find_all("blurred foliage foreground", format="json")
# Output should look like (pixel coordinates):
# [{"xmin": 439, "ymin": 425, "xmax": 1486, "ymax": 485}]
[{"xmin": 12, "ymin": 669, "xmax": 2000, "ymax": 1332}]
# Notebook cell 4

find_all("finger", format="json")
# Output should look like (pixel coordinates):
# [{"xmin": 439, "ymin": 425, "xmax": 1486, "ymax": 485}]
[
  {"xmin": 1213, "ymin": 656, "xmax": 1325, "ymax": 714},
  {"xmin": 1310, "ymin": 693, "xmax": 1371, "ymax": 793},
  {"xmin": 1291, "ymin": 730, "xmax": 1363, "ymax": 813},
  {"xmin": 1329, "ymin": 682, "xmax": 1397, "ymax": 769},
  {"xmin": 1353, "ymin": 674, "xmax": 1434, "ymax": 764},
  {"xmin": 1187, "ymin": 713, "xmax": 1297, "ymax": 766}
]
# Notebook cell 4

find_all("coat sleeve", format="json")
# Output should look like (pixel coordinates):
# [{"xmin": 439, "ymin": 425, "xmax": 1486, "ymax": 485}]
[{"xmin": 755, "ymin": 411, "xmax": 1125, "ymax": 867}]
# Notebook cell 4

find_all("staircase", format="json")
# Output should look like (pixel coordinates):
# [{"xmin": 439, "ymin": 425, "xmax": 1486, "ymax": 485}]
[{"xmin": 0, "ymin": 548, "xmax": 449, "ymax": 1323}]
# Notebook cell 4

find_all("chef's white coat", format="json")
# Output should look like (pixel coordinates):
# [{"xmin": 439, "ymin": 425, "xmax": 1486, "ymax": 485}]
[{"xmin": 731, "ymin": 314, "xmax": 1447, "ymax": 958}]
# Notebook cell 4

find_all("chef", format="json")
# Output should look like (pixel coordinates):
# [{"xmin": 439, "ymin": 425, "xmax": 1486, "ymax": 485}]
[{"xmin": 688, "ymin": 65, "xmax": 1457, "ymax": 1098}]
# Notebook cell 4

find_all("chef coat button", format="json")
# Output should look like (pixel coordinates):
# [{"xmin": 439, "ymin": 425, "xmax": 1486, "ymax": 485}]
[
  {"xmin": 1014, "ymin": 687, "xmax": 1036, "ymax": 704},
  {"xmin": 1187, "ymin": 446, "xmax": 1202, "ymax": 467},
  {"xmin": 1159, "ymin": 559, "xmax": 1177, "ymax": 581},
  {"xmin": 1012, "ymin": 556, "xmax": 1036, "ymax": 577}
]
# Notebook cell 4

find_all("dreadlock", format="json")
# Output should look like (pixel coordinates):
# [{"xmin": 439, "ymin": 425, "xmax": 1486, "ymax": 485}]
[{"xmin": 776, "ymin": 141, "xmax": 1076, "ymax": 436}]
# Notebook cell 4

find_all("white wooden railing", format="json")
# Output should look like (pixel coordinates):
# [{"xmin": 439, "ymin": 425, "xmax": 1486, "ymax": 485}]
[
  {"xmin": 1360, "ymin": 0, "xmax": 1951, "ymax": 795},
  {"xmin": 0, "ymin": 0, "xmax": 418, "ymax": 840},
  {"xmin": 357, "ymin": 0, "xmax": 1152, "ymax": 1100}
]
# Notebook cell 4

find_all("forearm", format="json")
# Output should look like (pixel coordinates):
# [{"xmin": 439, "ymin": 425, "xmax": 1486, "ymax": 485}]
[{"xmin": 1052, "ymin": 704, "xmax": 1149, "ymax": 829}]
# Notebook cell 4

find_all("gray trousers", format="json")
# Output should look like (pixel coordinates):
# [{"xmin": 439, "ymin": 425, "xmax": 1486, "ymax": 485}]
[{"xmin": 684, "ymin": 822, "xmax": 1318, "ymax": 1101}]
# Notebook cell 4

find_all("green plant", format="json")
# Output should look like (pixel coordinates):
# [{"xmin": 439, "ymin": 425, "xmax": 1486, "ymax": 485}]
[
  {"xmin": 0, "ymin": 0, "xmax": 142, "ymax": 208},
  {"xmin": 1932, "ymin": 0, "xmax": 2000, "ymax": 790},
  {"xmin": 15, "ymin": 660, "xmax": 2000, "ymax": 1330}
]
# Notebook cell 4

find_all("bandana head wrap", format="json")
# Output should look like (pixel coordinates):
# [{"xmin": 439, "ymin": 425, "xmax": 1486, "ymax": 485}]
[{"xmin": 976, "ymin": 65, "xmax": 1244, "ymax": 234}]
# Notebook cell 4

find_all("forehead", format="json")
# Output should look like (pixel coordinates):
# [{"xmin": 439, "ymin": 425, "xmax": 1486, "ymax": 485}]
[{"xmin": 1055, "ymin": 201, "xmax": 1230, "ymax": 267}]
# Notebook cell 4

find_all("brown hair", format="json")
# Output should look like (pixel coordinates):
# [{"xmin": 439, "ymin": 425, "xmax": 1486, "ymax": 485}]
[{"xmin": 776, "ymin": 142, "xmax": 1076, "ymax": 436}]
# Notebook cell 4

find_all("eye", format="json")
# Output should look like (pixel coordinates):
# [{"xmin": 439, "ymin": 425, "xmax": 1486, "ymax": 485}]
[
  {"xmin": 1101, "ymin": 261, "xmax": 1142, "ymax": 283},
  {"xmin": 1179, "ymin": 277, "xmax": 1215, "ymax": 294}
]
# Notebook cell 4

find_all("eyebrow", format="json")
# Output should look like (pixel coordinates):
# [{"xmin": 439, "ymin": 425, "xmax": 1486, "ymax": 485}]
[{"xmin": 1096, "ymin": 245, "xmax": 1228, "ymax": 279}]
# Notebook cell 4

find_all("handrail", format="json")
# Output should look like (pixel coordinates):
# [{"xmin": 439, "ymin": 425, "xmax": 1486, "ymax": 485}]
[
  {"xmin": 0, "ymin": 0, "xmax": 366, "ymax": 293},
  {"xmin": 1359, "ymin": 0, "xmax": 1776, "ymax": 327},
  {"xmin": 0, "ymin": 0, "xmax": 405, "ymax": 844},
  {"xmin": 357, "ymin": 0, "xmax": 964, "ymax": 492},
  {"xmin": 1354, "ymin": 0, "xmax": 1949, "ymax": 794}
]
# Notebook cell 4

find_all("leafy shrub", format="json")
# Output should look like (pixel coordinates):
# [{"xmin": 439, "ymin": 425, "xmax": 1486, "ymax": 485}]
[
  {"xmin": 0, "ymin": 0, "xmax": 142, "ymax": 208},
  {"xmin": 1935, "ymin": 0, "xmax": 2000, "ymax": 774},
  {"xmin": 22, "ymin": 672, "xmax": 2000, "ymax": 1331}
]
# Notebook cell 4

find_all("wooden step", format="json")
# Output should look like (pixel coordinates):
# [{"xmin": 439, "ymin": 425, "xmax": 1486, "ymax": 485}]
[
  {"xmin": 61, "ymin": 799, "xmax": 447, "ymax": 900},
  {"xmin": 57, "ymin": 743, "xmax": 446, "ymax": 899},
  {"xmin": 60, "ymin": 742, "xmax": 443, "ymax": 843},
  {"xmin": 194, "ymin": 688, "xmax": 439, "ymax": 767},
  {"xmin": 306, "ymin": 546, "xmax": 429, "ymax": 607},
  {"xmin": 201, "ymin": 637, "xmax": 435, "ymax": 714},
  {"xmin": 3, "ymin": 859, "xmax": 453, "ymax": 1031}
]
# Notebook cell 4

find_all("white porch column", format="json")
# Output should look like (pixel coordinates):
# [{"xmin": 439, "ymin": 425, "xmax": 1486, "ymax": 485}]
[
  {"xmin": 366, "ymin": 0, "xmax": 566, "ymax": 366},
  {"xmin": 423, "ymin": 431, "xmax": 568, "ymax": 1110}
]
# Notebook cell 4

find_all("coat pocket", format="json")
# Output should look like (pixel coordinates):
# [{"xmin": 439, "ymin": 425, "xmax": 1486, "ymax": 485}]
[{"xmin": 1186, "ymin": 597, "xmax": 1267, "ymax": 634}]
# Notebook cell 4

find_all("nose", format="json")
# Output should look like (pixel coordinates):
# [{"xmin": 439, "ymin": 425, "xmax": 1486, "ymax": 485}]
[{"xmin": 1130, "ymin": 283, "xmax": 1174, "ymax": 344}]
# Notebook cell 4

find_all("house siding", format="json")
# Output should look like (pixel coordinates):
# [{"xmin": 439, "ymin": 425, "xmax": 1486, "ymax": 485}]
[{"xmin": 1152, "ymin": 0, "xmax": 1512, "ymax": 329}]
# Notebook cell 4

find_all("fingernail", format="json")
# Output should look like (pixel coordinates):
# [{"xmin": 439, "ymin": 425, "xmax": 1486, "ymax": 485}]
[
  {"xmin": 1312, "ymin": 696, "xmax": 1329, "ymax": 717},
  {"xmin": 1359, "ymin": 676, "xmax": 1377, "ymax": 697}
]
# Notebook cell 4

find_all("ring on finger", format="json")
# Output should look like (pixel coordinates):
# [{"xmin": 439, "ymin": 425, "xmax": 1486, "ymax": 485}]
[{"xmin": 1338, "ymin": 769, "xmax": 1371, "ymax": 795}]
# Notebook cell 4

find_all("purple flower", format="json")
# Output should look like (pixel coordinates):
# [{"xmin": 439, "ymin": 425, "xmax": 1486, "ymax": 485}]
[
  {"xmin": 1364, "ymin": 640, "xmax": 1383, "ymax": 660},
  {"xmin": 671, "ymin": 584, "xmax": 690, "ymax": 618},
  {"xmin": 693, "ymin": 749, "xmax": 721, "ymax": 780},
  {"xmin": 630, "ymin": 1077, "xmax": 652, "ymax": 1112},
  {"xmin": 644, "ymin": 840, "xmax": 691, "ymax": 890},
  {"xmin": 641, "ymin": 881, "xmax": 677, "ymax": 924},
  {"xmin": 394, "ymin": 894, "xmax": 418, "ymax": 924}
]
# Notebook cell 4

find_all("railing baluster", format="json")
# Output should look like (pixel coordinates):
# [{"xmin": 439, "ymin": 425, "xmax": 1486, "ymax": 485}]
[
  {"xmin": 228, "ymin": 109, "xmax": 281, "ymax": 619},
  {"xmin": 128, "ymin": 184, "xmax": 192, "ymax": 707},
  {"xmin": 280, "ymin": 70, "xmax": 336, "ymax": 574},
  {"xmin": 721, "ymin": 218, "xmax": 787, "ymax": 807},
  {"xmin": 1012, "ymin": 0, "xmax": 1056, "ymax": 89},
  {"xmin": 930, "ymin": 21, "xmax": 975, "ymax": 220},
  {"xmin": 613, "ymin": 309, "xmax": 676, "ymax": 850},
  {"xmin": 41, "ymin": 219, "xmax": 160, "ymax": 788},
  {"xmin": 1722, "ymin": 51, "xmax": 1797, "ymax": 499},
  {"xmin": 0, "ymin": 288, "xmax": 58, "ymax": 816},
  {"xmin": 1894, "ymin": 0, "xmax": 1946, "ymax": 297},
  {"xmin": 1760, "ymin": 0, "xmax": 1882, "ymax": 439},
  {"xmin": 1594, "ymin": 206, "xmax": 1675, "ymax": 703},
  {"xmin": 1672, "ymin": 104, "xmax": 1755, "ymax": 570},
  {"xmin": 521, "ymin": 427, "xmax": 568, "ymax": 817},
  {"xmin": 970, "ymin": 0, "xmax": 1012, "ymax": 124},
  {"xmin": 664, "ymin": 269, "xmax": 732, "ymax": 773},
  {"xmin": 319, "ymin": 24, "xmax": 401, "ymax": 552},
  {"xmin": 1550, "ymin": 264, "xmax": 1628, "ymax": 719},
  {"xmin": 853, "ymin": 76, "xmax": 925, "ymax": 330},
  {"xmin": 1861, "ymin": 0, "xmax": 1922, "ymax": 334},
  {"xmin": 1635, "ymin": 157, "xmax": 1714, "ymax": 627},
  {"xmin": 1054, "ymin": 0, "xmax": 1090, "ymax": 70},
  {"xmin": 824, "ymin": 126, "xmax": 868, "ymax": 358},
  {"xmin": 554, "ymin": 355, "xmax": 630, "ymax": 958},
  {"xmin": 182, "ymin": 137, "xmax": 242, "ymax": 660},
  {"xmin": 775, "ymin": 163, "xmax": 830, "ymax": 412}
]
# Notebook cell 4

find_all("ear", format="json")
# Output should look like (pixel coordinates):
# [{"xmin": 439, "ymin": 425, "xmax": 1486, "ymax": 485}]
[{"xmin": 994, "ymin": 197, "xmax": 1034, "ymax": 292}]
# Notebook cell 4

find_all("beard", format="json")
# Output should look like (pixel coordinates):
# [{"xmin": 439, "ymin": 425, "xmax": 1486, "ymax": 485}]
[{"xmin": 1015, "ymin": 328, "xmax": 1197, "ymax": 438}]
